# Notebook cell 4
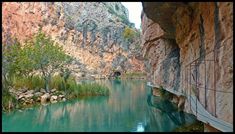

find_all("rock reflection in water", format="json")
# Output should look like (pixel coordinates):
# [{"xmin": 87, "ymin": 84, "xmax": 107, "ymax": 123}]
[{"xmin": 144, "ymin": 89, "xmax": 196, "ymax": 132}]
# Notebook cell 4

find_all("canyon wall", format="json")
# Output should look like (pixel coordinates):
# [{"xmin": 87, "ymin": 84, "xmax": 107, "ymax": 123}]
[
  {"xmin": 2, "ymin": 2, "xmax": 145, "ymax": 79},
  {"xmin": 142, "ymin": 2, "xmax": 233, "ymax": 125}
]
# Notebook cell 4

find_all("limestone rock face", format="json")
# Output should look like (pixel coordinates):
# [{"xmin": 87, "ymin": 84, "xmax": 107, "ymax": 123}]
[
  {"xmin": 2, "ymin": 2, "xmax": 145, "ymax": 78},
  {"xmin": 142, "ymin": 2, "xmax": 185, "ymax": 39},
  {"xmin": 142, "ymin": 2, "xmax": 233, "ymax": 125}
]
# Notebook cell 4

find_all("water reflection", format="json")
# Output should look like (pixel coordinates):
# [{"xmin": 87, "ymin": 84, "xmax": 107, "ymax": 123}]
[
  {"xmin": 136, "ymin": 122, "xmax": 145, "ymax": 132},
  {"xmin": 2, "ymin": 80, "xmax": 196, "ymax": 132},
  {"xmin": 143, "ymin": 89, "xmax": 196, "ymax": 132}
]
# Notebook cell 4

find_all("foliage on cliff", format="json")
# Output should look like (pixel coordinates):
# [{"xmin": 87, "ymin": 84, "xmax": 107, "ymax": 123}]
[{"xmin": 123, "ymin": 27, "xmax": 140, "ymax": 42}]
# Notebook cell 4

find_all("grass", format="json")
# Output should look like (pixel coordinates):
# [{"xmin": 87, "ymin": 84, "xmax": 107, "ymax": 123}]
[
  {"xmin": 67, "ymin": 83, "xmax": 110, "ymax": 99},
  {"xmin": 10, "ymin": 75, "xmax": 109, "ymax": 96},
  {"xmin": 123, "ymin": 72, "xmax": 146, "ymax": 79},
  {"xmin": 2, "ymin": 89, "xmax": 19, "ymax": 112},
  {"xmin": 2, "ymin": 75, "xmax": 110, "ymax": 111},
  {"xmin": 173, "ymin": 121, "xmax": 204, "ymax": 132},
  {"xmin": 12, "ymin": 75, "xmax": 44, "ymax": 90}
]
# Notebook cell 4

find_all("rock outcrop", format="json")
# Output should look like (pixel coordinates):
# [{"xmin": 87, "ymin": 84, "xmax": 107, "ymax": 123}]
[
  {"xmin": 2, "ymin": 2, "xmax": 145, "ymax": 79},
  {"xmin": 142, "ymin": 2, "xmax": 233, "ymax": 125}
]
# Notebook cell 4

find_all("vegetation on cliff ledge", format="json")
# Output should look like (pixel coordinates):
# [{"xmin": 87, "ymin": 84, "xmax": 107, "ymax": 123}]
[{"xmin": 122, "ymin": 72, "xmax": 146, "ymax": 79}]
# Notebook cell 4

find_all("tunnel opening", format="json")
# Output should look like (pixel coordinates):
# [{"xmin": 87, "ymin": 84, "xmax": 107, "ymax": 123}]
[{"xmin": 113, "ymin": 71, "xmax": 121, "ymax": 77}]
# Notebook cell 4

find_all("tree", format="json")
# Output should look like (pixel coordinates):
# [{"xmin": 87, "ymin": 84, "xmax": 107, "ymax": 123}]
[
  {"xmin": 123, "ymin": 27, "xmax": 136, "ymax": 42},
  {"xmin": 60, "ymin": 68, "xmax": 71, "ymax": 93},
  {"xmin": 28, "ymin": 30, "xmax": 72, "ymax": 92},
  {"xmin": 2, "ymin": 40, "xmax": 21, "ymax": 89},
  {"xmin": 17, "ymin": 42, "xmax": 36, "ymax": 78},
  {"xmin": 2, "ymin": 30, "xmax": 72, "ymax": 93}
]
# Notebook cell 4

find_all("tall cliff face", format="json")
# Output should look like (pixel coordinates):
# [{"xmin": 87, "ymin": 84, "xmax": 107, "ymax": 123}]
[
  {"xmin": 2, "ymin": 2, "xmax": 145, "ymax": 79},
  {"xmin": 142, "ymin": 2, "xmax": 233, "ymax": 125}
]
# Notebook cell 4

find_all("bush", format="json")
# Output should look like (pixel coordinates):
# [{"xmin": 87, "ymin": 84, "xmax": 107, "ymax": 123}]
[
  {"xmin": 123, "ymin": 27, "xmax": 136, "ymax": 42},
  {"xmin": 2, "ymin": 89, "xmax": 18, "ymax": 112}
]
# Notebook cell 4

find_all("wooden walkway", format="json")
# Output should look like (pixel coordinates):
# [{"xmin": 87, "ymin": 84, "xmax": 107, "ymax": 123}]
[{"xmin": 147, "ymin": 82, "xmax": 233, "ymax": 132}]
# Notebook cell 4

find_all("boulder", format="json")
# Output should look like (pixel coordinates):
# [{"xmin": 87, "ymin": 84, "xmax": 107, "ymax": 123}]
[
  {"xmin": 50, "ymin": 95, "xmax": 58, "ymax": 101},
  {"xmin": 19, "ymin": 88, "xmax": 27, "ymax": 93},
  {"xmin": 16, "ymin": 92, "xmax": 22, "ymax": 96},
  {"xmin": 18, "ymin": 94, "xmax": 25, "ymax": 99},
  {"xmin": 41, "ymin": 93, "xmax": 50, "ymax": 103},
  {"xmin": 34, "ymin": 92, "xmax": 43, "ymax": 97},
  {"xmin": 178, "ymin": 96, "xmax": 185, "ymax": 110},
  {"xmin": 25, "ymin": 100, "xmax": 31, "ymax": 105},
  {"xmin": 36, "ymin": 97, "xmax": 41, "ymax": 102},
  {"xmin": 9, "ymin": 88, "xmax": 16, "ymax": 93},
  {"xmin": 24, "ymin": 93, "xmax": 33, "ymax": 99},
  {"xmin": 20, "ymin": 97, "xmax": 25, "ymax": 101},
  {"xmin": 40, "ymin": 88, "xmax": 46, "ymax": 93},
  {"xmin": 51, "ymin": 88, "xmax": 57, "ymax": 93},
  {"xmin": 62, "ymin": 98, "xmax": 66, "ymax": 101},
  {"xmin": 171, "ymin": 96, "xmax": 179, "ymax": 104},
  {"xmin": 58, "ymin": 94, "xmax": 65, "ymax": 98},
  {"xmin": 25, "ymin": 90, "xmax": 34, "ymax": 95},
  {"xmin": 30, "ymin": 99, "xmax": 34, "ymax": 104}
]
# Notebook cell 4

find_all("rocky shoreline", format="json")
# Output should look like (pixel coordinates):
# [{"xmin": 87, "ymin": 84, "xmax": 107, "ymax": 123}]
[{"xmin": 8, "ymin": 87, "xmax": 67, "ymax": 110}]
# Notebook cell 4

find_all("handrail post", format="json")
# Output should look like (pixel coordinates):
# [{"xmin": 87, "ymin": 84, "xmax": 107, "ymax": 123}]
[
  {"xmin": 189, "ymin": 64, "xmax": 191, "ymax": 112},
  {"xmin": 214, "ymin": 49, "xmax": 217, "ymax": 117},
  {"xmin": 205, "ymin": 57, "xmax": 207, "ymax": 109},
  {"xmin": 195, "ymin": 60, "xmax": 198, "ymax": 117}
]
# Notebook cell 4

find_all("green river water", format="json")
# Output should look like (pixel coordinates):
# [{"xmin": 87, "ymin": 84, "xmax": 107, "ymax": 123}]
[{"xmin": 2, "ymin": 79, "xmax": 196, "ymax": 132}]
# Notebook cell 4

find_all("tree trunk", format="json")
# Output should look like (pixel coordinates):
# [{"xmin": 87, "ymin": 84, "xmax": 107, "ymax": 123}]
[
  {"xmin": 44, "ymin": 75, "xmax": 51, "ymax": 93},
  {"xmin": 3, "ymin": 74, "xmax": 10, "ymax": 90}
]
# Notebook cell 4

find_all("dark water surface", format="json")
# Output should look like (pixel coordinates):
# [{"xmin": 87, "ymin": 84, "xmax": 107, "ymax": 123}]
[{"xmin": 2, "ymin": 79, "xmax": 196, "ymax": 132}]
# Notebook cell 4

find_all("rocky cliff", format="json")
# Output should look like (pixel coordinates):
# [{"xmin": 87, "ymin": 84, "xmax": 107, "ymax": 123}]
[
  {"xmin": 142, "ymin": 2, "xmax": 233, "ymax": 125},
  {"xmin": 2, "ymin": 2, "xmax": 145, "ymax": 79}
]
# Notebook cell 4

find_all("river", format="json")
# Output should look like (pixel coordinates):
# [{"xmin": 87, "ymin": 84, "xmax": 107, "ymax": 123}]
[{"xmin": 2, "ymin": 79, "xmax": 196, "ymax": 132}]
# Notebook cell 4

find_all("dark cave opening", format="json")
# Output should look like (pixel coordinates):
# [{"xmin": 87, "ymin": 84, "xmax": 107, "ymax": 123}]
[{"xmin": 113, "ymin": 71, "xmax": 121, "ymax": 77}]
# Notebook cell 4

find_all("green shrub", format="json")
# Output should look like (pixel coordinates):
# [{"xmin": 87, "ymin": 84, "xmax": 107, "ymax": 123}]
[
  {"xmin": 123, "ymin": 27, "xmax": 136, "ymax": 42},
  {"xmin": 2, "ymin": 89, "xmax": 18, "ymax": 112}
]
